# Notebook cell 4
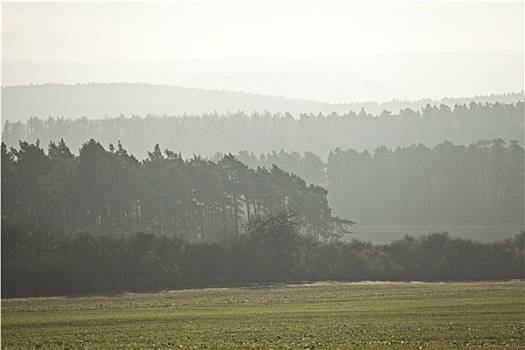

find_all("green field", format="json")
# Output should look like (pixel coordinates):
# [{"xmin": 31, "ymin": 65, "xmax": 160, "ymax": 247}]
[{"xmin": 2, "ymin": 281, "xmax": 524, "ymax": 349}]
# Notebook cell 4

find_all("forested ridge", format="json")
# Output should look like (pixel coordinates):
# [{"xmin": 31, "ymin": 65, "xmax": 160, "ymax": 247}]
[
  {"xmin": 3, "ymin": 101, "xmax": 523, "ymax": 225},
  {"xmin": 3, "ymin": 100, "xmax": 523, "ymax": 159},
  {"xmin": 2, "ymin": 83, "xmax": 523, "ymax": 123},
  {"xmin": 3, "ymin": 96, "xmax": 525, "ymax": 296}
]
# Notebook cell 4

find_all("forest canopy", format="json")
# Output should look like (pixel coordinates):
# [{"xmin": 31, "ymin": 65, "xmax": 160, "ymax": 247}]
[
  {"xmin": 2, "ymin": 100, "xmax": 523, "ymax": 159},
  {"xmin": 3, "ymin": 138, "xmax": 522, "ymax": 228},
  {"xmin": 2, "ymin": 139, "xmax": 353, "ymax": 242},
  {"xmin": 248, "ymin": 139, "xmax": 524, "ymax": 225}
]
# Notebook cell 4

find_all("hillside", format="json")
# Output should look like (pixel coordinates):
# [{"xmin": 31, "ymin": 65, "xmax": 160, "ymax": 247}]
[
  {"xmin": 3, "ymin": 100, "xmax": 523, "ymax": 160},
  {"xmin": 2, "ymin": 83, "xmax": 523, "ymax": 123}
]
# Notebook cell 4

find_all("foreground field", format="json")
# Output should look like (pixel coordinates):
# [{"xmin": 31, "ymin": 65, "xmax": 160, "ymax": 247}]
[{"xmin": 2, "ymin": 281, "xmax": 524, "ymax": 349}]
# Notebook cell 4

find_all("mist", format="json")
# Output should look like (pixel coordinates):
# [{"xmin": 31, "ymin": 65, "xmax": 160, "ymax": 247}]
[
  {"xmin": 2, "ymin": 1, "xmax": 524, "ymax": 299},
  {"xmin": 4, "ymin": 51, "xmax": 523, "ymax": 104},
  {"xmin": 3, "ymin": 2, "xmax": 523, "ymax": 102}
]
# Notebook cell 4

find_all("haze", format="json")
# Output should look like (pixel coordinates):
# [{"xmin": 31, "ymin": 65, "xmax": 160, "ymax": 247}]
[
  {"xmin": 3, "ymin": 1, "xmax": 523, "ymax": 103},
  {"xmin": 2, "ymin": 1, "xmax": 525, "ymax": 306}
]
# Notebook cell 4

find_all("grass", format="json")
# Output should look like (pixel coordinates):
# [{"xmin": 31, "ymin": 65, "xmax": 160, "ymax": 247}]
[
  {"xmin": 347, "ymin": 223, "xmax": 523, "ymax": 244},
  {"xmin": 2, "ymin": 281, "xmax": 524, "ymax": 349}
]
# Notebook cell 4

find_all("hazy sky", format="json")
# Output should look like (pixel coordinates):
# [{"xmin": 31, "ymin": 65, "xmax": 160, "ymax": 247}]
[
  {"xmin": 2, "ymin": 1, "xmax": 524, "ymax": 102},
  {"xmin": 4, "ymin": 1, "xmax": 523, "ymax": 62}
]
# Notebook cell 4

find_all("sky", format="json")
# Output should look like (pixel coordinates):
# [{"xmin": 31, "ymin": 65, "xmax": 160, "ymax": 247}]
[{"xmin": 2, "ymin": 1, "xmax": 524, "ymax": 102}]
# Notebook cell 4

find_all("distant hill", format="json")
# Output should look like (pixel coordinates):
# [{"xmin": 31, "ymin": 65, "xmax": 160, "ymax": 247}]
[{"xmin": 2, "ymin": 83, "xmax": 523, "ymax": 123}]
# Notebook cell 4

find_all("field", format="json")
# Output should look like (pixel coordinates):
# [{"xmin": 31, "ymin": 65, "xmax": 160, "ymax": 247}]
[
  {"xmin": 2, "ymin": 281, "xmax": 524, "ymax": 349},
  {"xmin": 347, "ymin": 224, "xmax": 524, "ymax": 244}
]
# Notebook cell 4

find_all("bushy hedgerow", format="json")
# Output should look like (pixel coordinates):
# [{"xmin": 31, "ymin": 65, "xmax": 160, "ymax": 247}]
[{"xmin": 2, "ymin": 215, "xmax": 523, "ymax": 297}]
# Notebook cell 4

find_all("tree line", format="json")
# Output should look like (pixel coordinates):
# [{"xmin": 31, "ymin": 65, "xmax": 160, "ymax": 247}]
[
  {"xmin": 3, "ymin": 137, "xmax": 523, "ymax": 228},
  {"xmin": 2, "ymin": 213, "xmax": 523, "ymax": 297},
  {"xmin": 235, "ymin": 139, "xmax": 524, "ymax": 224},
  {"xmin": 3, "ymin": 83, "xmax": 522, "ymax": 123},
  {"xmin": 2, "ymin": 138, "xmax": 523, "ymax": 297},
  {"xmin": 2, "ymin": 139, "xmax": 353, "ymax": 242},
  {"xmin": 2, "ymin": 100, "xmax": 523, "ymax": 160}
]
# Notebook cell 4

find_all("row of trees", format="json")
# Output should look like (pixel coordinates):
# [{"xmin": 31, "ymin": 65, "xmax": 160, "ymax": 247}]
[
  {"xmin": 2, "ymin": 139, "xmax": 353, "ymax": 242},
  {"xmin": 328, "ymin": 139, "xmax": 524, "ymax": 224},
  {"xmin": 2, "ymin": 101, "xmax": 523, "ymax": 159},
  {"xmin": 229, "ymin": 139, "xmax": 524, "ymax": 224},
  {"xmin": 2, "ymin": 214, "xmax": 523, "ymax": 297},
  {"xmin": 3, "ymin": 137, "xmax": 522, "ymax": 228}
]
